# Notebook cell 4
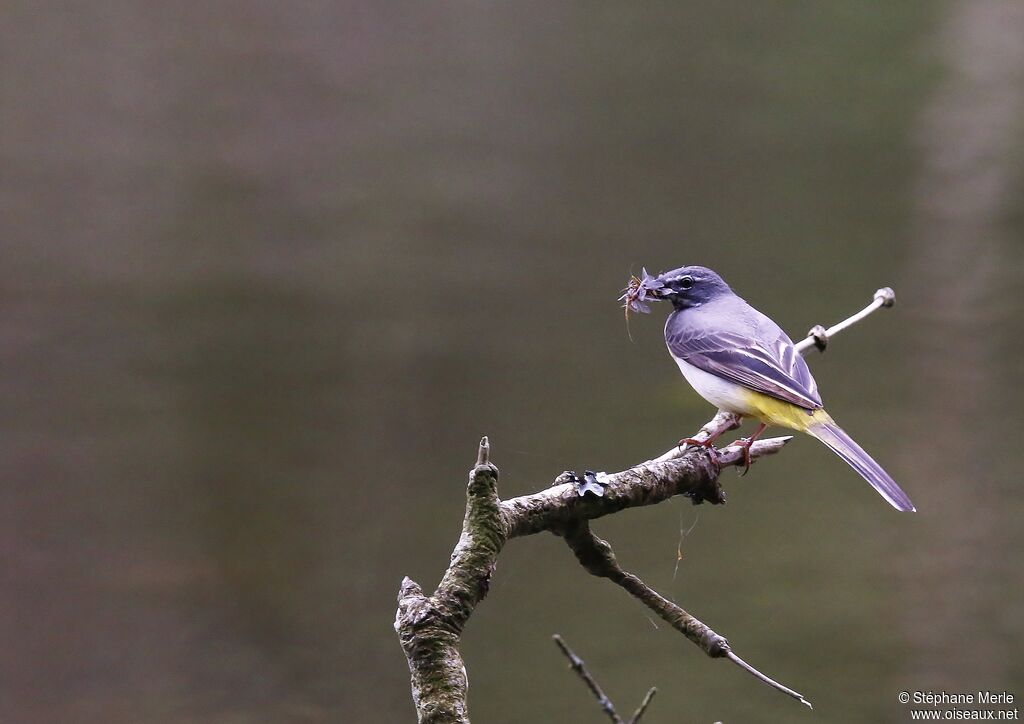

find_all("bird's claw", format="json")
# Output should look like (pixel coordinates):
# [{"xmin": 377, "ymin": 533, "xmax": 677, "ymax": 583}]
[
  {"xmin": 726, "ymin": 438, "xmax": 754, "ymax": 475},
  {"xmin": 678, "ymin": 436, "xmax": 714, "ymax": 451},
  {"xmin": 678, "ymin": 437, "xmax": 722, "ymax": 463}
]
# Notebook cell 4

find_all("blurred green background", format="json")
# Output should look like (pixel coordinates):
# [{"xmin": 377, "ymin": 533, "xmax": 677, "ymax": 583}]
[{"xmin": 2, "ymin": 2, "xmax": 1023, "ymax": 722}]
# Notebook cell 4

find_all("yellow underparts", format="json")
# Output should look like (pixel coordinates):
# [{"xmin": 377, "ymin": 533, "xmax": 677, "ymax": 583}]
[{"xmin": 740, "ymin": 388, "xmax": 832, "ymax": 431}]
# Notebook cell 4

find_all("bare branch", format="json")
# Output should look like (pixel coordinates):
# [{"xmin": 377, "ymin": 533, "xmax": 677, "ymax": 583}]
[
  {"xmin": 725, "ymin": 651, "xmax": 812, "ymax": 709},
  {"xmin": 553, "ymin": 635, "xmax": 659, "ymax": 724},
  {"xmin": 795, "ymin": 287, "xmax": 895, "ymax": 353},
  {"xmin": 476, "ymin": 435, "xmax": 490, "ymax": 466},
  {"xmin": 552, "ymin": 635, "xmax": 624, "ymax": 724},
  {"xmin": 560, "ymin": 521, "xmax": 811, "ymax": 706},
  {"xmin": 628, "ymin": 688, "xmax": 657, "ymax": 724},
  {"xmin": 561, "ymin": 521, "xmax": 729, "ymax": 656},
  {"xmin": 394, "ymin": 447, "xmax": 503, "ymax": 724},
  {"xmin": 501, "ymin": 434, "xmax": 790, "ymax": 540}
]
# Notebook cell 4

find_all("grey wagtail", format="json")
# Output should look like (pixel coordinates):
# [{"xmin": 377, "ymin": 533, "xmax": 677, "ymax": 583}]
[{"xmin": 630, "ymin": 265, "xmax": 915, "ymax": 512}]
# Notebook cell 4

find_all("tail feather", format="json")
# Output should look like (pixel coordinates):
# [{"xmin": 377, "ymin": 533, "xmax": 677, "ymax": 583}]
[{"xmin": 807, "ymin": 418, "xmax": 916, "ymax": 512}]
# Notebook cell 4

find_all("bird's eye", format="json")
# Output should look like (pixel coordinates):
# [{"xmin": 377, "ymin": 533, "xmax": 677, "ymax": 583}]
[{"xmin": 679, "ymin": 276, "xmax": 694, "ymax": 289}]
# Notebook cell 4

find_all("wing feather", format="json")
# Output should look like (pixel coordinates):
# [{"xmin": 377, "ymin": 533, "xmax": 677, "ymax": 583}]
[{"xmin": 666, "ymin": 314, "xmax": 822, "ymax": 410}]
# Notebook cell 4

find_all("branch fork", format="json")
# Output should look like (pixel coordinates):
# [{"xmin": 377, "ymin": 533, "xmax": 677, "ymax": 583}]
[{"xmin": 553, "ymin": 634, "xmax": 657, "ymax": 723}]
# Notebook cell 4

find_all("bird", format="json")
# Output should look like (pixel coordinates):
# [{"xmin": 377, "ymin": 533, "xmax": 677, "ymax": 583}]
[{"xmin": 639, "ymin": 265, "xmax": 915, "ymax": 512}]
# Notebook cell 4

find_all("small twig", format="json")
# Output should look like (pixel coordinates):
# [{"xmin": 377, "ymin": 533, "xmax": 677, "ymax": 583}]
[
  {"xmin": 795, "ymin": 287, "xmax": 894, "ymax": 353},
  {"xmin": 628, "ymin": 688, "xmax": 657, "ymax": 724},
  {"xmin": 552, "ymin": 635, "xmax": 624, "ymax": 724},
  {"xmin": 477, "ymin": 435, "xmax": 490, "ymax": 466},
  {"xmin": 725, "ymin": 651, "xmax": 812, "ymax": 709},
  {"xmin": 552, "ymin": 634, "xmax": 659, "ymax": 724}
]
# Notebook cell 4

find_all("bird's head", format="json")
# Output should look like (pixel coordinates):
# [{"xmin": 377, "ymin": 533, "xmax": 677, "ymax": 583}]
[
  {"xmin": 621, "ymin": 265, "xmax": 733, "ymax": 317},
  {"xmin": 652, "ymin": 265, "xmax": 732, "ymax": 309},
  {"xmin": 646, "ymin": 266, "xmax": 733, "ymax": 310},
  {"xmin": 619, "ymin": 265, "xmax": 732, "ymax": 336}
]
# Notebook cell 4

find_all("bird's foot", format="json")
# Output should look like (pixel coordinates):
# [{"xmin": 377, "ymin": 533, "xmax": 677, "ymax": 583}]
[
  {"xmin": 678, "ymin": 436, "xmax": 716, "ymax": 451},
  {"xmin": 725, "ymin": 422, "xmax": 766, "ymax": 476},
  {"xmin": 678, "ymin": 436, "xmax": 722, "ymax": 464},
  {"xmin": 725, "ymin": 438, "xmax": 754, "ymax": 475}
]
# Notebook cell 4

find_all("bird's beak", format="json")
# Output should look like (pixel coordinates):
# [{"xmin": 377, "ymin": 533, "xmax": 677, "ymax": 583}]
[{"xmin": 646, "ymin": 278, "xmax": 668, "ymax": 299}]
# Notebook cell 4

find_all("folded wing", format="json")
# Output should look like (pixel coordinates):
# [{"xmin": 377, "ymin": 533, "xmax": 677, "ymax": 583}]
[{"xmin": 666, "ymin": 318, "xmax": 822, "ymax": 410}]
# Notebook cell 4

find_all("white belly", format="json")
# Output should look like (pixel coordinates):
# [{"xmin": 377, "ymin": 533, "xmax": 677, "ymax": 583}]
[{"xmin": 672, "ymin": 356, "xmax": 757, "ymax": 416}]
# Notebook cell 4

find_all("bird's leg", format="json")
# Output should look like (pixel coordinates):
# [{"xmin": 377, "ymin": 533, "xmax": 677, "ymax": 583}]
[
  {"xmin": 675, "ymin": 413, "xmax": 741, "ymax": 452},
  {"xmin": 678, "ymin": 426, "xmax": 729, "ymax": 452},
  {"xmin": 726, "ymin": 422, "xmax": 768, "ymax": 475}
]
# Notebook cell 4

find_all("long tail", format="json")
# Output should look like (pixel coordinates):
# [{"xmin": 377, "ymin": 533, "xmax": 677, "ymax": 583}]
[{"xmin": 807, "ymin": 415, "xmax": 916, "ymax": 512}]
